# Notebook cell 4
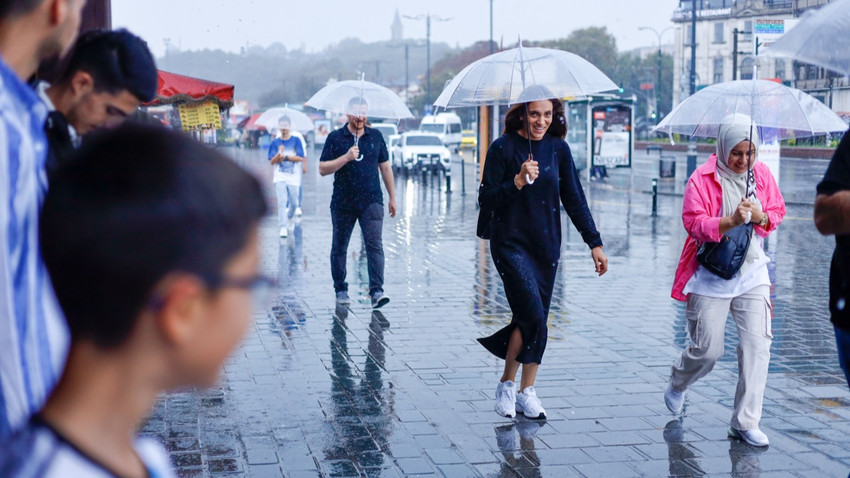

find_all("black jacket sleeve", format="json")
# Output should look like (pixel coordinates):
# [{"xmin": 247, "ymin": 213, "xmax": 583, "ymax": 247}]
[
  {"xmin": 558, "ymin": 141, "xmax": 603, "ymax": 249},
  {"xmin": 478, "ymin": 136, "xmax": 520, "ymax": 211}
]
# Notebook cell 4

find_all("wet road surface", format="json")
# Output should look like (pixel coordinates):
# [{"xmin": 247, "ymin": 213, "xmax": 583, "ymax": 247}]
[{"xmin": 141, "ymin": 144, "xmax": 850, "ymax": 477}]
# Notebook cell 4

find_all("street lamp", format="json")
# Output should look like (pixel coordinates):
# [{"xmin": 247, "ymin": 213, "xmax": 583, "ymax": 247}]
[
  {"xmin": 389, "ymin": 41, "xmax": 425, "ymax": 106},
  {"xmin": 403, "ymin": 12, "xmax": 452, "ymax": 112},
  {"xmin": 489, "ymin": 0, "xmax": 494, "ymax": 54},
  {"xmin": 638, "ymin": 25, "xmax": 673, "ymax": 123}
]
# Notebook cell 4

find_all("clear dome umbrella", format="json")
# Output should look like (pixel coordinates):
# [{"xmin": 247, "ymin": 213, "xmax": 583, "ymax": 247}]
[
  {"xmin": 433, "ymin": 43, "xmax": 617, "ymax": 108},
  {"xmin": 763, "ymin": 0, "xmax": 850, "ymax": 77},
  {"xmin": 652, "ymin": 79, "xmax": 847, "ymax": 142},
  {"xmin": 255, "ymin": 106, "xmax": 314, "ymax": 133},
  {"xmin": 433, "ymin": 41, "xmax": 617, "ymax": 182},
  {"xmin": 653, "ymin": 79, "xmax": 847, "ymax": 197},
  {"xmin": 306, "ymin": 75, "xmax": 412, "ymax": 120},
  {"xmin": 306, "ymin": 74, "xmax": 412, "ymax": 160}
]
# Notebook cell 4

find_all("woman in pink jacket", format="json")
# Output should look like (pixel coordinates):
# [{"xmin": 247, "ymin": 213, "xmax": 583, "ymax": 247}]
[{"xmin": 664, "ymin": 117, "xmax": 786, "ymax": 447}]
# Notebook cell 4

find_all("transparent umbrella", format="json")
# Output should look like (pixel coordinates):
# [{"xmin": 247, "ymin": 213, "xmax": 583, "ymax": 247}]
[
  {"xmin": 652, "ymin": 79, "xmax": 846, "ymax": 142},
  {"xmin": 433, "ymin": 43, "xmax": 617, "ymax": 108},
  {"xmin": 434, "ymin": 41, "xmax": 617, "ymax": 182},
  {"xmin": 764, "ymin": 0, "xmax": 850, "ymax": 76},
  {"xmin": 255, "ymin": 107, "xmax": 314, "ymax": 133},
  {"xmin": 306, "ymin": 75, "xmax": 413, "ymax": 120},
  {"xmin": 306, "ymin": 74, "xmax": 412, "ymax": 161}
]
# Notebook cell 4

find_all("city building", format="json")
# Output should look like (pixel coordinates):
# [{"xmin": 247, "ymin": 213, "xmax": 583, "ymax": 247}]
[{"xmin": 672, "ymin": 0, "xmax": 849, "ymax": 119}]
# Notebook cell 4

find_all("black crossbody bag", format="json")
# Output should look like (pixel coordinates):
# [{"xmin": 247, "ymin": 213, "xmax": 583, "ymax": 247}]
[{"xmin": 696, "ymin": 222, "xmax": 753, "ymax": 280}]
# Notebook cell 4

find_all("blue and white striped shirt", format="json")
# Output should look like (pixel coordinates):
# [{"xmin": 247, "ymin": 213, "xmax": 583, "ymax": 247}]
[
  {"xmin": 0, "ymin": 56, "xmax": 68, "ymax": 437},
  {"xmin": 0, "ymin": 416, "xmax": 175, "ymax": 478}
]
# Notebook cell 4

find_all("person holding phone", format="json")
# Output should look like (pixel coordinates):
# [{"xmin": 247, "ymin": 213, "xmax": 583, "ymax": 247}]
[{"xmin": 268, "ymin": 116, "xmax": 305, "ymax": 238}]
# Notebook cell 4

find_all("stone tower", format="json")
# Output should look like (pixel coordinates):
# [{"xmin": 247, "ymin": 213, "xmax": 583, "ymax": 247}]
[{"xmin": 391, "ymin": 9, "xmax": 403, "ymax": 41}]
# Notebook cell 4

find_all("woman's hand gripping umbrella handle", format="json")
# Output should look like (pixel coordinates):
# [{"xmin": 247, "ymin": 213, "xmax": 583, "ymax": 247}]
[{"xmin": 519, "ymin": 155, "xmax": 539, "ymax": 186}]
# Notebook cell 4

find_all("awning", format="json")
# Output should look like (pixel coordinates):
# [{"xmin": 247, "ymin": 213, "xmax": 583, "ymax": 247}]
[
  {"xmin": 238, "ymin": 113, "xmax": 265, "ymax": 131},
  {"xmin": 145, "ymin": 70, "xmax": 234, "ymax": 108}
]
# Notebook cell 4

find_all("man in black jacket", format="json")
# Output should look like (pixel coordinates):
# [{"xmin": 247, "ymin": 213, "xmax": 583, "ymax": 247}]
[{"xmin": 35, "ymin": 29, "xmax": 157, "ymax": 179}]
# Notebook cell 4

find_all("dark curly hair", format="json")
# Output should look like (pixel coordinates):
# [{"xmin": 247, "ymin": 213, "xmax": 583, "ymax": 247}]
[{"xmin": 503, "ymin": 98, "xmax": 567, "ymax": 140}]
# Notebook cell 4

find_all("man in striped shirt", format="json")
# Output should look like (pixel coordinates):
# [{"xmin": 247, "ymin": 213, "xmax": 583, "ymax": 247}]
[{"xmin": 0, "ymin": 0, "xmax": 87, "ymax": 437}]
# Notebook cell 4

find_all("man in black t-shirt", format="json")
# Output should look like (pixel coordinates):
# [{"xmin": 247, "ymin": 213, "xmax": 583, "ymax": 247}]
[
  {"xmin": 318, "ymin": 97, "xmax": 397, "ymax": 309},
  {"xmin": 815, "ymin": 131, "xmax": 850, "ymax": 388}
]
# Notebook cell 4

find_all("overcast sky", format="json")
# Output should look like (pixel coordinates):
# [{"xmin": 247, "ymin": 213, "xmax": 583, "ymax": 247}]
[{"xmin": 112, "ymin": 1, "xmax": 679, "ymax": 57}]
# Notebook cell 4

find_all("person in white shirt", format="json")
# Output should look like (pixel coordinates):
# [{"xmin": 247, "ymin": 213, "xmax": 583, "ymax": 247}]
[{"xmin": 268, "ymin": 116, "xmax": 306, "ymax": 237}]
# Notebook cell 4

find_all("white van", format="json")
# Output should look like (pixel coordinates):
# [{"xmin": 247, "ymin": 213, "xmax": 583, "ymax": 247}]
[{"xmin": 419, "ymin": 113, "xmax": 462, "ymax": 151}]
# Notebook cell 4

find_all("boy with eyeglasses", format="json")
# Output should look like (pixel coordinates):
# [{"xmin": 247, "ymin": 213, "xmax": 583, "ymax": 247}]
[{"xmin": 0, "ymin": 123, "xmax": 271, "ymax": 477}]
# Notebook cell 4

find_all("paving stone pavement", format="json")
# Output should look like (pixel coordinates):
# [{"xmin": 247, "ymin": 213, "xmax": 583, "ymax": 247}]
[{"xmin": 141, "ymin": 145, "xmax": 850, "ymax": 477}]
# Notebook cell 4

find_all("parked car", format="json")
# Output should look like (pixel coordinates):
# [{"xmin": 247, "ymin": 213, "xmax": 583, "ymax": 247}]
[
  {"xmin": 419, "ymin": 112, "xmax": 462, "ymax": 151},
  {"xmin": 461, "ymin": 129, "xmax": 477, "ymax": 149},
  {"xmin": 372, "ymin": 122, "xmax": 398, "ymax": 159},
  {"xmin": 393, "ymin": 132, "xmax": 451, "ymax": 174},
  {"xmin": 388, "ymin": 134, "xmax": 401, "ymax": 164}
]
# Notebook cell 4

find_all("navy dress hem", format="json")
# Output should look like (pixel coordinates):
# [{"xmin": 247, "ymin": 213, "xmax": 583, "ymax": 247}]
[{"xmin": 476, "ymin": 132, "xmax": 601, "ymax": 365}]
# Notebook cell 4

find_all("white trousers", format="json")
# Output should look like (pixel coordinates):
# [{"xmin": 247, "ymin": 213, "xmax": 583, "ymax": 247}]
[
  {"xmin": 670, "ymin": 285, "xmax": 772, "ymax": 430},
  {"xmin": 275, "ymin": 182, "xmax": 299, "ymax": 229}
]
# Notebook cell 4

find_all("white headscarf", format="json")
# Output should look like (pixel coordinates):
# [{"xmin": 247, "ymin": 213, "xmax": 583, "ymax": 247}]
[
  {"xmin": 716, "ymin": 114, "xmax": 760, "ymax": 216},
  {"xmin": 715, "ymin": 114, "xmax": 762, "ymax": 273}
]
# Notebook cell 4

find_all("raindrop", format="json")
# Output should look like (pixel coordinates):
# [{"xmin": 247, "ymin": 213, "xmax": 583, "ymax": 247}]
[{"xmin": 838, "ymin": 298, "xmax": 846, "ymax": 311}]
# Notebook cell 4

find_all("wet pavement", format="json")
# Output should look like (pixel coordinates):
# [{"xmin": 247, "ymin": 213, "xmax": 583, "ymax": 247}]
[{"xmin": 141, "ymin": 143, "xmax": 850, "ymax": 477}]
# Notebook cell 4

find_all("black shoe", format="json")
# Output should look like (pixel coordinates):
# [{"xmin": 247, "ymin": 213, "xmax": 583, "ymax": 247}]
[{"xmin": 371, "ymin": 292, "xmax": 390, "ymax": 309}]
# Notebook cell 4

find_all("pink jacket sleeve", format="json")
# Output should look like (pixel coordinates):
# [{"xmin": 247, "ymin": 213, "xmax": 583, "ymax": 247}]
[{"xmin": 681, "ymin": 174, "xmax": 723, "ymax": 244}]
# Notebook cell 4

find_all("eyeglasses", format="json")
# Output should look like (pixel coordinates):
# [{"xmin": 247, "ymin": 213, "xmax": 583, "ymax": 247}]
[
  {"xmin": 204, "ymin": 274, "xmax": 277, "ymax": 309},
  {"xmin": 147, "ymin": 274, "xmax": 277, "ymax": 311}
]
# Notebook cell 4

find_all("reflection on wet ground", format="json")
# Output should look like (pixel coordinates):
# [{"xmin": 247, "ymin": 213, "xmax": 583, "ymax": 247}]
[{"xmin": 141, "ymin": 147, "xmax": 850, "ymax": 477}]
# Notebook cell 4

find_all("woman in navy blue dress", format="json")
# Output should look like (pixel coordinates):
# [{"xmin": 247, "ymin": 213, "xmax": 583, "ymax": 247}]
[{"xmin": 478, "ymin": 97, "xmax": 608, "ymax": 419}]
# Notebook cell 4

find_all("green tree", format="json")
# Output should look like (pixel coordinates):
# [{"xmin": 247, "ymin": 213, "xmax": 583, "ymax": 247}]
[
  {"xmin": 610, "ymin": 51, "xmax": 674, "ymax": 121},
  {"xmin": 408, "ymin": 41, "xmax": 492, "ymax": 120},
  {"xmin": 537, "ymin": 27, "xmax": 619, "ymax": 78}
]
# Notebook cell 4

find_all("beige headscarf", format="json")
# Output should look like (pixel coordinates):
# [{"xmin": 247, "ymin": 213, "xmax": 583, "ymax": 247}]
[{"xmin": 715, "ymin": 114, "xmax": 761, "ymax": 275}]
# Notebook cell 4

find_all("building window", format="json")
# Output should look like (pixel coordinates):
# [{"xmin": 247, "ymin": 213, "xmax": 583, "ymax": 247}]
[
  {"xmin": 714, "ymin": 23, "xmax": 725, "ymax": 43},
  {"xmin": 775, "ymin": 59, "xmax": 785, "ymax": 81},
  {"xmin": 714, "ymin": 57, "xmax": 724, "ymax": 83},
  {"xmin": 744, "ymin": 20, "xmax": 752, "ymax": 41},
  {"xmin": 740, "ymin": 57, "xmax": 755, "ymax": 80},
  {"xmin": 684, "ymin": 24, "xmax": 693, "ymax": 46}
]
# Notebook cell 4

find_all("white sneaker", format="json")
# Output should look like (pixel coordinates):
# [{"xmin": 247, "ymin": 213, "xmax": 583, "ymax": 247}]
[
  {"xmin": 295, "ymin": 207, "xmax": 303, "ymax": 217},
  {"xmin": 494, "ymin": 381, "xmax": 517, "ymax": 418},
  {"xmin": 279, "ymin": 227, "xmax": 288, "ymax": 238},
  {"xmin": 664, "ymin": 383, "xmax": 685, "ymax": 414},
  {"xmin": 729, "ymin": 427, "xmax": 769, "ymax": 447},
  {"xmin": 515, "ymin": 386, "xmax": 546, "ymax": 419}
]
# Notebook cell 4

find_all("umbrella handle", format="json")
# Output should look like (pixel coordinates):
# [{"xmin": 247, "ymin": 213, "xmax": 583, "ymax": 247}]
[
  {"xmin": 526, "ymin": 174, "xmax": 534, "ymax": 185},
  {"xmin": 353, "ymin": 136, "xmax": 363, "ymax": 161}
]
